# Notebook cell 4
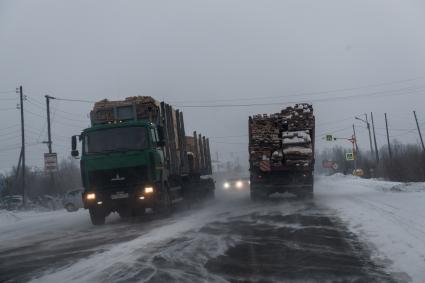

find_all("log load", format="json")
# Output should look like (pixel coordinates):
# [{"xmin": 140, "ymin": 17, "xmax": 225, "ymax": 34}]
[{"xmin": 249, "ymin": 104, "xmax": 315, "ymax": 170}]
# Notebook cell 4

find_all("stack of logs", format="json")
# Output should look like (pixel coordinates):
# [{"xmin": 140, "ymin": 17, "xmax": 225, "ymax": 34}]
[
  {"xmin": 249, "ymin": 103, "xmax": 314, "ymax": 169},
  {"xmin": 91, "ymin": 96, "xmax": 161, "ymax": 125}
]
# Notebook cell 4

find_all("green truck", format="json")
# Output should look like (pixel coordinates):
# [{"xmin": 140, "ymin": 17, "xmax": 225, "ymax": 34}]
[
  {"xmin": 248, "ymin": 104, "xmax": 315, "ymax": 200},
  {"xmin": 71, "ymin": 96, "xmax": 214, "ymax": 225}
]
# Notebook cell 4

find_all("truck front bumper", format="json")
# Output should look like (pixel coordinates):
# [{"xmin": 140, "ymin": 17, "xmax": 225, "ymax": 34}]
[{"xmin": 82, "ymin": 189, "xmax": 156, "ymax": 211}]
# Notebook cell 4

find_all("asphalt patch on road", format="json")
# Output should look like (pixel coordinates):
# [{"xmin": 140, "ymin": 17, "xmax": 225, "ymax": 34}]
[{"xmin": 204, "ymin": 206, "xmax": 395, "ymax": 283}]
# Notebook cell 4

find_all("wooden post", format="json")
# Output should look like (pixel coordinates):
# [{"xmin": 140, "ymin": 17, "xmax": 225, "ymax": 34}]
[{"xmin": 385, "ymin": 113, "xmax": 392, "ymax": 163}]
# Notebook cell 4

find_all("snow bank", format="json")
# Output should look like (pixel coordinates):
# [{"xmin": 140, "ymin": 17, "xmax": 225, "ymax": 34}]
[
  {"xmin": 0, "ymin": 209, "xmax": 23, "ymax": 225},
  {"xmin": 384, "ymin": 182, "xmax": 425, "ymax": 193},
  {"xmin": 315, "ymin": 174, "xmax": 425, "ymax": 282},
  {"xmin": 0, "ymin": 209, "xmax": 91, "ymax": 249}
]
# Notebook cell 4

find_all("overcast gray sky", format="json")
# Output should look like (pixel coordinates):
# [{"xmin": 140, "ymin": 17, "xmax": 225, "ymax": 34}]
[{"xmin": 1, "ymin": 0, "xmax": 425, "ymax": 172}]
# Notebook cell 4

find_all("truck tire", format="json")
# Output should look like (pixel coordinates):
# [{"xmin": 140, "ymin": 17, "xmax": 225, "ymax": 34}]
[
  {"xmin": 155, "ymin": 187, "xmax": 172, "ymax": 216},
  {"xmin": 118, "ymin": 208, "xmax": 132, "ymax": 219},
  {"xmin": 250, "ymin": 190, "xmax": 259, "ymax": 201},
  {"xmin": 250, "ymin": 188, "xmax": 266, "ymax": 201},
  {"xmin": 89, "ymin": 208, "xmax": 106, "ymax": 225},
  {"xmin": 297, "ymin": 186, "xmax": 314, "ymax": 200},
  {"xmin": 65, "ymin": 203, "xmax": 77, "ymax": 212},
  {"xmin": 207, "ymin": 188, "xmax": 215, "ymax": 200}
]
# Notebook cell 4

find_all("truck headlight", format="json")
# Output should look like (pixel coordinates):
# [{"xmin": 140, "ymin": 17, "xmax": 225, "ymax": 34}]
[
  {"xmin": 144, "ymin": 187, "xmax": 154, "ymax": 194},
  {"xmin": 223, "ymin": 182, "xmax": 230, "ymax": 189},
  {"xmin": 236, "ymin": 181, "xmax": 243, "ymax": 189},
  {"xmin": 86, "ymin": 193, "xmax": 96, "ymax": 200}
]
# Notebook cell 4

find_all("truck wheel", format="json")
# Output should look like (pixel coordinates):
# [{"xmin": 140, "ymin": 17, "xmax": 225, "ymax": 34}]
[
  {"xmin": 89, "ymin": 208, "xmax": 106, "ymax": 225},
  {"xmin": 297, "ymin": 188, "xmax": 314, "ymax": 200},
  {"xmin": 118, "ymin": 208, "xmax": 132, "ymax": 219},
  {"xmin": 65, "ymin": 203, "xmax": 77, "ymax": 212},
  {"xmin": 156, "ymin": 188, "xmax": 172, "ymax": 215},
  {"xmin": 250, "ymin": 190, "xmax": 265, "ymax": 201},
  {"xmin": 207, "ymin": 188, "xmax": 215, "ymax": 200}
]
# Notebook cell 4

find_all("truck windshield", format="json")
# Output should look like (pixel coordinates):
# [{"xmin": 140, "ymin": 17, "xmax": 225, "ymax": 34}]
[{"xmin": 85, "ymin": 127, "xmax": 149, "ymax": 154}]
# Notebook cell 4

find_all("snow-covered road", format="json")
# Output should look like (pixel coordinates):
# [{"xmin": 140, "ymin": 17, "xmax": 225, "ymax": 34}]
[
  {"xmin": 316, "ymin": 175, "xmax": 425, "ymax": 282},
  {"xmin": 1, "ymin": 175, "xmax": 424, "ymax": 282}
]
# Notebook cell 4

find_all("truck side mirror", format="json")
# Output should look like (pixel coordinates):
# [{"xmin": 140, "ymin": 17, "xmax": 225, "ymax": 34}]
[{"xmin": 71, "ymin": 135, "xmax": 79, "ymax": 157}]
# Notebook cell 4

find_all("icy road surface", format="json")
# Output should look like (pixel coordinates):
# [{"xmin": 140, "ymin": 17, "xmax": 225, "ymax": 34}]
[{"xmin": 1, "ymin": 175, "xmax": 421, "ymax": 282}]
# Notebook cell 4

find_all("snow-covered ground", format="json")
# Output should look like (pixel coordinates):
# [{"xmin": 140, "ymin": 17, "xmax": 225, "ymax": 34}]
[
  {"xmin": 315, "ymin": 174, "xmax": 425, "ymax": 282},
  {"xmin": 0, "ymin": 209, "xmax": 92, "ymax": 250},
  {"xmin": 2, "ymin": 176, "xmax": 425, "ymax": 282}
]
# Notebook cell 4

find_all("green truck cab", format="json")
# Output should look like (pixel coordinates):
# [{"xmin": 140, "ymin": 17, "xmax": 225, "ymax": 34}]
[{"xmin": 72, "ymin": 97, "xmax": 214, "ymax": 225}]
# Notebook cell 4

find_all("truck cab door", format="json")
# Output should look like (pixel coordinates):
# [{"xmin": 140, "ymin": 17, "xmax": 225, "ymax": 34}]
[{"xmin": 150, "ymin": 127, "xmax": 166, "ymax": 179}]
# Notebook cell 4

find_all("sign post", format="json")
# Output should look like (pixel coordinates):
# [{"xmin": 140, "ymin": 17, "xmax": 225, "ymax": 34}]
[{"xmin": 44, "ymin": 153, "xmax": 58, "ymax": 172}]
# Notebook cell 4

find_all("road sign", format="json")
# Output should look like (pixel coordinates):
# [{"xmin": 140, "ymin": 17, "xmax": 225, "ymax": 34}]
[
  {"xmin": 325, "ymin": 135, "xmax": 333, "ymax": 141},
  {"xmin": 345, "ymin": 152, "xmax": 354, "ymax": 161},
  {"xmin": 322, "ymin": 160, "xmax": 334, "ymax": 169},
  {"xmin": 44, "ymin": 153, "xmax": 58, "ymax": 172}
]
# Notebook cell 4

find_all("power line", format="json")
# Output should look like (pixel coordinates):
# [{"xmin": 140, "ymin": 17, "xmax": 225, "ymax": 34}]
[
  {"xmin": 0, "ymin": 124, "xmax": 20, "ymax": 132},
  {"xmin": 24, "ymin": 108, "xmax": 45, "ymax": 119},
  {"xmin": 0, "ymin": 98, "xmax": 18, "ymax": 101},
  {"xmin": 174, "ymin": 84, "xmax": 425, "ymax": 108},
  {"xmin": 24, "ymin": 107, "xmax": 87, "ymax": 129},
  {"xmin": 210, "ymin": 134, "xmax": 248, "ymax": 139},
  {"xmin": 0, "ymin": 128, "xmax": 20, "ymax": 137},
  {"xmin": 0, "ymin": 142, "xmax": 40, "ymax": 153},
  {"xmin": 316, "ymin": 116, "xmax": 356, "ymax": 127},
  {"xmin": 0, "ymin": 134, "xmax": 22, "ymax": 142},
  {"xmin": 26, "ymin": 97, "xmax": 89, "ymax": 123},
  {"xmin": 34, "ymin": 80, "xmax": 425, "ymax": 111},
  {"xmin": 168, "ymin": 76, "xmax": 425, "ymax": 103},
  {"xmin": 54, "ymin": 97, "xmax": 96, "ymax": 103},
  {"xmin": 211, "ymin": 141, "xmax": 248, "ymax": 145},
  {"xmin": 0, "ymin": 90, "xmax": 16, "ymax": 94},
  {"xmin": 317, "ymin": 125, "xmax": 353, "ymax": 138}
]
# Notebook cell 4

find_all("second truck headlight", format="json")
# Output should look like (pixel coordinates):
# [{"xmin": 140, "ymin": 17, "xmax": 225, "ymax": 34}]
[
  {"xmin": 86, "ymin": 193, "xmax": 96, "ymax": 200},
  {"xmin": 144, "ymin": 187, "xmax": 154, "ymax": 194}
]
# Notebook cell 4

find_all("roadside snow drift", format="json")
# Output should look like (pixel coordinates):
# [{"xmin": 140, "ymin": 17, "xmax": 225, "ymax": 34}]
[{"xmin": 315, "ymin": 174, "xmax": 425, "ymax": 282}]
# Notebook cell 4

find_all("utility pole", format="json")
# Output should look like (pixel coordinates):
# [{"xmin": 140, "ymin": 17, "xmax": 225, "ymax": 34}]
[
  {"xmin": 18, "ymin": 86, "xmax": 26, "ymax": 206},
  {"xmin": 413, "ymin": 111, "xmax": 425, "ymax": 153},
  {"xmin": 14, "ymin": 149, "xmax": 23, "ymax": 186},
  {"xmin": 352, "ymin": 124, "xmax": 358, "ymax": 170},
  {"xmin": 384, "ymin": 113, "xmax": 392, "ymax": 163},
  {"xmin": 365, "ymin": 114, "xmax": 374, "ymax": 156},
  {"xmin": 44, "ymin": 95, "xmax": 56, "ymax": 195},
  {"xmin": 352, "ymin": 124, "xmax": 359, "ymax": 155},
  {"xmin": 355, "ymin": 114, "xmax": 374, "ymax": 157},
  {"xmin": 371, "ymin": 112, "xmax": 379, "ymax": 163},
  {"xmin": 44, "ymin": 95, "xmax": 55, "ymax": 153}
]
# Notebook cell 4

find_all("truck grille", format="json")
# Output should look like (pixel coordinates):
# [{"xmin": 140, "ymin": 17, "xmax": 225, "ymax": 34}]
[{"xmin": 88, "ymin": 166, "xmax": 147, "ymax": 189}]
